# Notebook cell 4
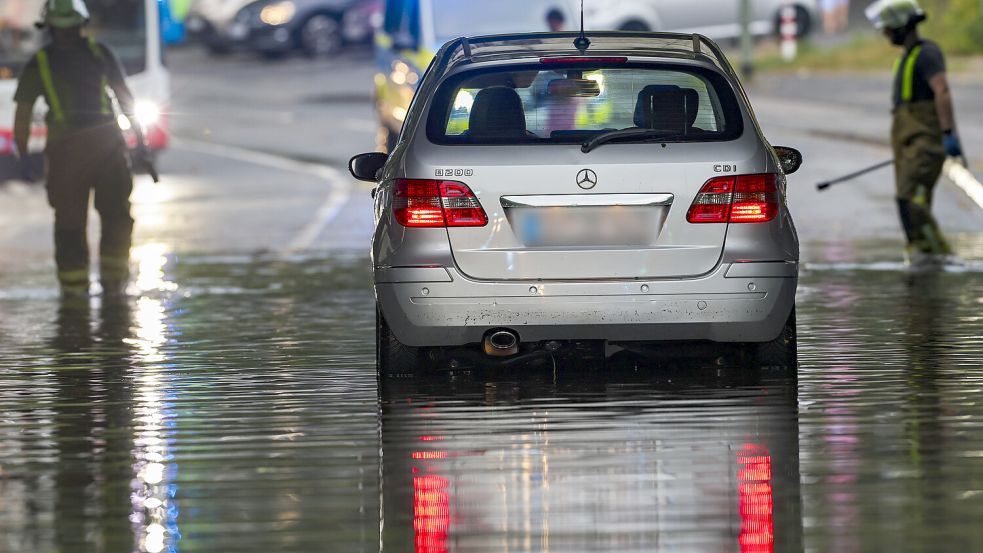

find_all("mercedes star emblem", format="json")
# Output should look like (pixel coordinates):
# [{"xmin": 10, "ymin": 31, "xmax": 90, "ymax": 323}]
[{"xmin": 576, "ymin": 169, "xmax": 598, "ymax": 190}]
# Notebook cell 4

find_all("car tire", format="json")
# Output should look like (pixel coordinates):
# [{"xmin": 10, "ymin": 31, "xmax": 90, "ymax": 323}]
[
  {"xmin": 377, "ymin": 306, "xmax": 421, "ymax": 376},
  {"xmin": 300, "ymin": 14, "xmax": 343, "ymax": 58},
  {"xmin": 774, "ymin": 5, "xmax": 812, "ymax": 38},
  {"xmin": 618, "ymin": 20, "xmax": 650, "ymax": 32},
  {"xmin": 752, "ymin": 309, "xmax": 798, "ymax": 370}
]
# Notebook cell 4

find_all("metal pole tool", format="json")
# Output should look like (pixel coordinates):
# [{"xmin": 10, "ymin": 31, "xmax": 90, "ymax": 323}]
[{"xmin": 816, "ymin": 160, "xmax": 893, "ymax": 191}]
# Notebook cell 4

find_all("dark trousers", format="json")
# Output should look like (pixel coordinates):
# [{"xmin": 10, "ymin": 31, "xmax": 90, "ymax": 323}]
[
  {"xmin": 891, "ymin": 101, "xmax": 951, "ymax": 255},
  {"xmin": 45, "ymin": 124, "xmax": 134, "ymax": 288}
]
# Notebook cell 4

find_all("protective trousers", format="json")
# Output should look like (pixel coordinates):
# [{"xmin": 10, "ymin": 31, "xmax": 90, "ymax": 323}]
[
  {"xmin": 45, "ymin": 124, "xmax": 134, "ymax": 292},
  {"xmin": 890, "ymin": 100, "xmax": 952, "ymax": 255}
]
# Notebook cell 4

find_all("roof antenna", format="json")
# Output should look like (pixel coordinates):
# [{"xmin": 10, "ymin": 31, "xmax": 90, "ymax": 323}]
[{"xmin": 573, "ymin": 0, "xmax": 590, "ymax": 53}]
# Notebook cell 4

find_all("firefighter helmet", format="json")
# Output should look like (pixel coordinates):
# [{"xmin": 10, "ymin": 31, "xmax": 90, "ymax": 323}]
[
  {"xmin": 865, "ymin": 0, "xmax": 927, "ymax": 30},
  {"xmin": 41, "ymin": 0, "xmax": 91, "ymax": 29}
]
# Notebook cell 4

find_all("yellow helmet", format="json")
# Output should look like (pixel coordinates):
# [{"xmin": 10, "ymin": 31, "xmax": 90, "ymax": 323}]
[
  {"xmin": 865, "ymin": 0, "xmax": 927, "ymax": 30},
  {"xmin": 42, "ymin": 0, "xmax": 91, "ymax": 29}
]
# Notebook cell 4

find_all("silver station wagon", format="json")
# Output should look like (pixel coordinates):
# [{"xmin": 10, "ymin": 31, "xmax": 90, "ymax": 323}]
[{"xmin": 350, "ymin": 32, "xmax": 802, "ymax": 373}]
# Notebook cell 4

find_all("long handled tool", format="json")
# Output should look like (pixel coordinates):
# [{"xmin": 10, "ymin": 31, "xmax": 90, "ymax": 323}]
[
  {"xmin": 142, "ymin": 158, "xmax": 160, "ymax": 184},
  {"xmin": 816, "ymin": 159, "xmax": 893, "ymax": 191}
]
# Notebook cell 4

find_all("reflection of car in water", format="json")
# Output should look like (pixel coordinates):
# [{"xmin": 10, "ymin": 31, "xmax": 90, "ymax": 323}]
[
  {"xmin": 0, "ymin": 0, "xmax": 170, "ymax": 175},
  {"xmin": 353, "ymin": 32, "xmax": 801, "ymax": 372},
  {"xmin": 186, "ymin": 0, "xmax": 377, "ymax": 57},
  {"xmin": 374, "ymin": 0, "xmax": 574, "ymax": 152},
  {"xmin": 378, "ymin": 369, "xmax": 803, "ymax": 552},
  {"xmin": 580, "ymin": 0, "xmax": 818, "ymax": 38}
]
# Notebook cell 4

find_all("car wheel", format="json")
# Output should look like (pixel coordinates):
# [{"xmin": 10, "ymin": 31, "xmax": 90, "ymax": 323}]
[
  {"xmin": 618, "ymin": 20, "xmax": 650, "ymax": 32},
  {"xmin": 300, "ymin": 14, "xmax": 343, "ymax": 58},
  {"xmin": 377, "ymin": 306, "xmax": 421, "ymax": 376},
  {"xmin": 775, "ymin": 5, "xmax": 812, "ymax": 38},
  {"xmin": 752, "ymin": 309, "xmax": 797, "ymax": 370}
]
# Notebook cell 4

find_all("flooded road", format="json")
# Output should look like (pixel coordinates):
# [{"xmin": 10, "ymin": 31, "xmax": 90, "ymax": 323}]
[{"xmin": 2, "ymin": 246, "xmax": 982, "ymax": 553}]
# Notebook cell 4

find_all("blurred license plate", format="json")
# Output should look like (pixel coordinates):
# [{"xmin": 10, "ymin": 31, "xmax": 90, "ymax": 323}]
[{"xmin": 513, "ymin": 207, "xmax": 663, "ymax": 247}]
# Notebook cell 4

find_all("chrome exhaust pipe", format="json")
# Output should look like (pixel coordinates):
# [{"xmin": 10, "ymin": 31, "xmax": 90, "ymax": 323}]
[{"xmin": 483, "ymin": 329, "xmax": 519, "ymax": 357}]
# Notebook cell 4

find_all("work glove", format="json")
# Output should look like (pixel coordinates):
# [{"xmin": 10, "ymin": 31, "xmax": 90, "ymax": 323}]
[{"xmin": 943, "ymin": 130, "xmax": 963, "ymax": 158}]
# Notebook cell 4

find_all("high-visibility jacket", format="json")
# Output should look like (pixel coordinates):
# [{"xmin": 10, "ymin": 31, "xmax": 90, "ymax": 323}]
[{"xmin": 36, "ymin": 37, "xmax": 112, "ymax": 126}]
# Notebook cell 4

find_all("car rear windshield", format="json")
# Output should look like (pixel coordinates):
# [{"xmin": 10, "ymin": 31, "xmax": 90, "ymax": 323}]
[{"xmin": 427, "ymin": 63, "xmax": 743, "ymax": 146}]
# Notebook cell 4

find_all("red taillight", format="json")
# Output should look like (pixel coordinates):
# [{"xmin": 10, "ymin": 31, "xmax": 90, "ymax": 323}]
[
  {"xmin": 686, "ymin": 174, "xmax": 780, "ymax": 224},
  {"xmin": 393, "ymin": 179, "xmax": 488, "ymax": 228},
  {"xmin": 686, "ymin": 176, "xmax": 735, "ymax": 223}
]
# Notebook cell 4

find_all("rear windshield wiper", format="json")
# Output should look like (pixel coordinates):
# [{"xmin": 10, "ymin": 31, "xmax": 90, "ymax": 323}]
[{"xmin": 581, "ymin": 129, "xmax": 680, "ymax": 153}]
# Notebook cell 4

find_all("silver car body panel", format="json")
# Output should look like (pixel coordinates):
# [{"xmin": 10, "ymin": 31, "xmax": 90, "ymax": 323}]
[{"xmin": 371, "ymin": 32, "xmax": 798, "ymax": 347}]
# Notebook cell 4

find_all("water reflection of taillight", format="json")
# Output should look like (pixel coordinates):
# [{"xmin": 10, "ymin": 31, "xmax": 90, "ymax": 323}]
[
  {"xmin": 738, "ymin": 444, "xmax": 774, "ymax": 553},
  {"xmin": 413, "ymin": 473, "xmax": 450, "ymax": 553}
]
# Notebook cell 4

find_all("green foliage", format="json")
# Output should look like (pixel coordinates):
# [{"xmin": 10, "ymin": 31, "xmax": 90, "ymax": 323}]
[
  {"xmin": 755, "ymin": 0, "xmax": 982, "ymax": 73},
  {"xmin": 922, "ymin": 0, "xmax": 983, "ymax": 54}
]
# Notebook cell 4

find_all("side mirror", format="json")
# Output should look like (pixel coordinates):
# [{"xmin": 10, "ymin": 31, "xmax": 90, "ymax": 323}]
[
  {"xmin": 774, "ymin": 146, "xmax": 803, "ymax": 175},
  {"xmin": 349, "ymin": 152, "xmax": 388, "ymax": 182}
]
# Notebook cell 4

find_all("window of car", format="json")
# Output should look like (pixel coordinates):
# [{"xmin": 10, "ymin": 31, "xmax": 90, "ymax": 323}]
[{"xmin": 426, "ymin": 63, "xmax": 743, "ymax": 146}]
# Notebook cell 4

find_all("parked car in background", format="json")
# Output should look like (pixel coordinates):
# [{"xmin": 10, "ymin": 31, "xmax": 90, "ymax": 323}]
[
  {"xmin": 231, "ymin": 0, "xmax": 366, "ymax": 57},
  {"xmin": 185, "ymin": 0, "xmax": 254, "ymax": 54},
  {"xmin": 342, "ymin": 0, "xmax": 382, "ymax": 45},
  {"xmin": 579, "ymin": 0, "xmax": 817, "ymax": 38},
  {"xmin": 187, "ymin": 0, "xmax": 374, "ymax": 56}
]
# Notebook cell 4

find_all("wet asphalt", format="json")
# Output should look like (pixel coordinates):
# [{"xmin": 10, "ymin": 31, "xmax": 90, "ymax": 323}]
[
  {"xmin": 2, "ymin": 249, "xmax": 983, "ymax": 552},
  {"xmin": 2, "ymin": 48, "xmax": 983, "ymax": 552}
]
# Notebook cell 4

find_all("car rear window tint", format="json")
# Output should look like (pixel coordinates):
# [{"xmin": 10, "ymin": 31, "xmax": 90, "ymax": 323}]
[{"xmin": 427, "ymin": 64, "xmax": 743, "ymax": 145}]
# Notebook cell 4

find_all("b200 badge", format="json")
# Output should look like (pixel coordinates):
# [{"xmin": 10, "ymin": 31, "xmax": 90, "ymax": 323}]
[{"xmin": 435, "ymin": 168, "xmax": 473, "ymax": 177}]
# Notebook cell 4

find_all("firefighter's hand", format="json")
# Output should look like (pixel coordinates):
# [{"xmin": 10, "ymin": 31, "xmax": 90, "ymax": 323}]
[{"xmin": 943, "ymin": 130, "xmax": 963, "ymax": 158}]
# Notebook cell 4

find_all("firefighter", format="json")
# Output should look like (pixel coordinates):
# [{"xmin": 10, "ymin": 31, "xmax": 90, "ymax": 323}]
[
  {"xmin": 866, "ymin": 0, "xmax": 963, "ymax": 263},
  {"xmin": 12, "ymin": 0, "xmax": 149, "ymax": 297}
]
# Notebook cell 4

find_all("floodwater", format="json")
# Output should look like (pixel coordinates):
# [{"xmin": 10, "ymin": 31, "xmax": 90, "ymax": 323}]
[{"xmin": 2, "ymin": 247, "xmax": 983, "ymax": 553}]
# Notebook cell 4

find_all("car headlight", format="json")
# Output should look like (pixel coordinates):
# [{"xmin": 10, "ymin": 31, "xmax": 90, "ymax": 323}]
[
  {"xmin": 260, "ymin": 1, "xmax": 296, "ymax": 26},
  {"xmin": 135, "ymin": 100, "xmax": 162, "ymax": 127}
]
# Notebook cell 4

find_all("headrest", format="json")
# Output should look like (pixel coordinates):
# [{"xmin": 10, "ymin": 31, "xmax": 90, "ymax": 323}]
[
  {"xmin": 633, "ymin": 85, "xmax": 701, "ymax": 132},
  {"xmin": 468, "ymin": 87, "xmax": 527, "ymax": 138}
]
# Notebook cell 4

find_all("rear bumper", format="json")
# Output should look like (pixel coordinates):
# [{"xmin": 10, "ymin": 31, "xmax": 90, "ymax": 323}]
[{"xmin": 376, "ymin": 262, "xmax": 798, "ymax": 347}]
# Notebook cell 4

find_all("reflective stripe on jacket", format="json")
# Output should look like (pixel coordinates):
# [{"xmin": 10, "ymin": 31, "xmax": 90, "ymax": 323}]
[
  {"xmin": 893, "ymin": 44, "xmax": 923, "ymax": 104},
  {"xmin": 36, "ymin": 37, "xmax": 112, "ymax": 125}
]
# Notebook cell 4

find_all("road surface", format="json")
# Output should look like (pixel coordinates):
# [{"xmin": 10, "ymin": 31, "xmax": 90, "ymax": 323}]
[{"xmin": 1, "ymin": 48, "xmax": 982, "ymax": 553}]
